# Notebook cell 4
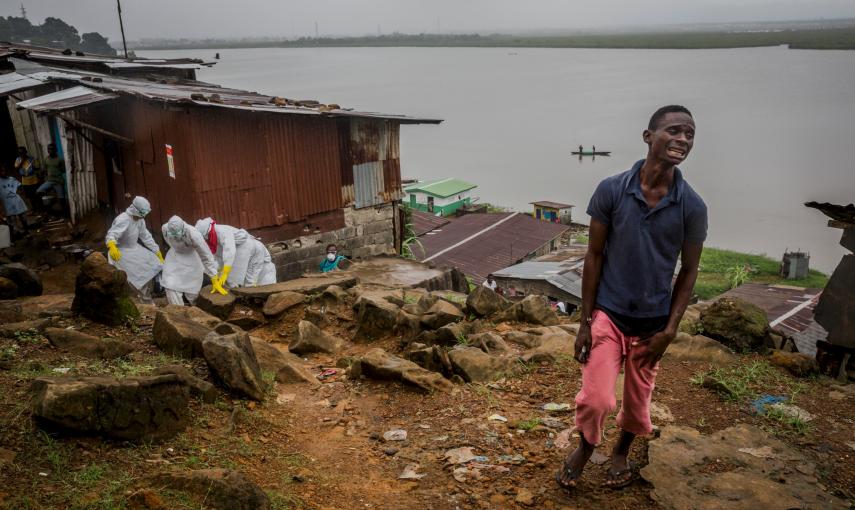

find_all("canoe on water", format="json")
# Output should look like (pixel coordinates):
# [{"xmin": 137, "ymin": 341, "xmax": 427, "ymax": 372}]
[{"xmin": 571, "ymin": 151, "xmax": 611, "ymax": 156}]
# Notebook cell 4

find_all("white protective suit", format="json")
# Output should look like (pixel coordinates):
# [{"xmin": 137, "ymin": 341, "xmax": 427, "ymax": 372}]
[
  {"xmin": 105, "ymin": 197, "xmax": 162, "ymax": 290},
  {"xmin": 194, "ymin": 217, "xmax": 254, "ymax": 288},
  {"xmin": 161, "ymin": 216, "xmax": 219, "ymax": 305},
  {"xmin": 244, "ymin": 238, "xmax": 277, "ymax": 287}
]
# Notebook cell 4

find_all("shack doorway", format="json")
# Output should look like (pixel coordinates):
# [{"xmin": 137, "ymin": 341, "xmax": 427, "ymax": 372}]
[{"xmin": 0, "ymin": 98, "xmax": 17, "ymax": 168}]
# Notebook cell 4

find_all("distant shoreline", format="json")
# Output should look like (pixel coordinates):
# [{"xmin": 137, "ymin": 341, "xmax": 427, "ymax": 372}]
[{"xmin": 131, "ymin": 26, "xmax": 855, "ymax": 51}]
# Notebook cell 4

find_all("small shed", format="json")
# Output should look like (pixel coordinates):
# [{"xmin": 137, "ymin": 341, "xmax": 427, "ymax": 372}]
[
  {"xmin": 404, "ymin": 178, "xmax": 476, "ymax": 216},
  {"xmin": 531, "ymin": 201, "xmax": 573, "ymax": 224}
]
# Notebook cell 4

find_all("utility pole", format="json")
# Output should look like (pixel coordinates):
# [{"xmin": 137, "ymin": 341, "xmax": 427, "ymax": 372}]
[
  {"xmin": 20, "ymin": 3, "xmax": 27, "ymax": 19},
  {"xmin": 116, "ymin": 0, "xmax": 129, "ymax": 59},
  {"xmin": 314, "ymin": 21, "xmax": 319, "ymax": 39}
]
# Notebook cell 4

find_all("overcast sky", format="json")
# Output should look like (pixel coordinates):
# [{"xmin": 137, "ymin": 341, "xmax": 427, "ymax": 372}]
[{"xmin": 6, "ymin": 0, "xmax": 855, "ymax": 41}]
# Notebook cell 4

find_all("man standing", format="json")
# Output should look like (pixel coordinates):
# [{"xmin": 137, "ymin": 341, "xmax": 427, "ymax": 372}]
[
  {"xmin": 14, "ymin": 146, "xmax": 40, "ymax": 212},
  {"xmin": 161, "ymin": 215, "xmax": 225, "ymax": 305},
  {"xmin": 37, "ymin": 144, "xmax": 66, "ymax": 216},
  {"xmin": 0, "ymin": 164, "xmax": 28, "ymax": 235},
  {"xmin": 556, "ymin": 105, "xmax": 707, "ymax": 490}
]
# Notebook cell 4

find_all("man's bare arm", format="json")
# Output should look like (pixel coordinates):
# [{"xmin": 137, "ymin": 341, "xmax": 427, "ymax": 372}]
[{"xmin": 574, "ymin": 218, "xmax": 609, "ymax": 362}]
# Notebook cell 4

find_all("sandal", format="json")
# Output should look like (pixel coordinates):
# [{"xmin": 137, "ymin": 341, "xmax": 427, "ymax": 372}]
[
  {"xmin": 602, "ymin": 461, "xmax": 639, "ymax": 489},
  {"xmin": 555, "ymin": 457, "xmax": 583, "ymax": 490}
]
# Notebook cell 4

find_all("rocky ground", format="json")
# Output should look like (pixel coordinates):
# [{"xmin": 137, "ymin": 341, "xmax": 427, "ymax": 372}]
[{"xmin": 0, "ymin": 252, "xmax": 853, "ymax": 510}]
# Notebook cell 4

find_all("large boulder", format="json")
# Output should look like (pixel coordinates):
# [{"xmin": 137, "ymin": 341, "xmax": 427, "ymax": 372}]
[
  {"xmin": 71, "ymin": 252, "xmax": 138, "ymax": 326},
  {"xmin": 195, "ymin": 285, "xmax": 237, "ymax": 320},
  {"xmin": 700, "ymin": 298, "xmax": 771, "ymax": 353},
  {"xmin": 249, "ymin": 337, "xmax": 319, "ymax": 385},
  {"xmin": 153, "ymin": 365, "xmax": 217, "ymax": 403},
  {"xmin": 768, "ymin": 350, "xmax": 819, "ymax": 377},
  {"xmin": 642, "ymin": 425, "xmax": 847, "ymax": 510},
  {"xmin": 152, "ymin": 308, "xmax": 215, "ymax": 359},
  {"xmin": 147, "ymin": 469, "xmax": 270, "ymax": 510},
  {"xmin": 226, "ymin": 305, "xmax": 266, "ymax": 330},
  {"xmin": 262, "ymin": 291, "xmax": 306, "ymax": 317},
  {"xmin": 420, "ymin": 300, "xmax": 465, "ymax": 330},
  {"xmin": 0, "ymin": 277, "xmax": 17, "ymax": 300},
  {"xmin": 202, "ymin": 331, "xmax": 266, "ymax": 401},
  {"xmin": 230, "ymin": 273, "xmax": 357, "ymax": 301},
  {"xmin": 357, "ymin": 348, "xmax": 453, "ymax": 393},
  {"xmin": 405, "ymin": 344, "xmax": 453, "ymax": 376},
  {"xmin": 664, "ymin": 333, "xmax": 736, "ymax": 364},
  {"xmin": 497, "ymin": 295, "xmax": 559, "ymax": 326},
  {"xmin": 0, "ymin": 262, "xmax": 42, "ymax": 296},
  {"xmin": 448, "ymin": 346, "xmax": 519, "ymax": 382},
  {"xmin": 468, "ymin": 332, "xmax": 511, "ymax": 354},
  {"xmin": 465, "ymin": 286, "xmax": 508, "ymax": 317},
  {"xmin": 45, "ymin": 327, "xmax": 134, "ymax": 359},
  {"xmin": 30, "ymin": 375, "xmax": 190, "ymax": 440},
  {"xmin": 353, "ymin": 291, "xmax": 401, "ymax": 341},
  {"xmin": 0, "ymin": 318, "xmax": 51, "ymax": 338},
  {"xmin": 503, "ymin": 326, "xmax": 575, "ymax": 362},
  {"xmin": 288, "ymin": 320, "xmax": 343, "ymax": 355}
]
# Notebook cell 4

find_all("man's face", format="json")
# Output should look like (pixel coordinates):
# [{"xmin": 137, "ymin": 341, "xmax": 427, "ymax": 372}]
[{"xmin": 643, "ymin": 112, "xmax": 695, "ymax": 165}]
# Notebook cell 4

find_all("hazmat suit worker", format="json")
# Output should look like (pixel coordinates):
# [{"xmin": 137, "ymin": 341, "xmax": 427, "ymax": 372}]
[
  {"xmin": 194, "ymin": 217, "xmax": 255, "ymax": 289},
  {"xmin": 105, "ymin": 196, "xmax": 162, "ymax": 299},
  {"xmin": 244, "ymin": 237, "xmax": 277, "ymax": 287},
  {"xmin": 161, "ymin": 215, "xmax": 226, "ymax": 305}
]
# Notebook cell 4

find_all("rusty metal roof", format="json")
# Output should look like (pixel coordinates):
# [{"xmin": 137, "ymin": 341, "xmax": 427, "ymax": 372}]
[
  {"xmin": 0, "ymin": 71, "xmax": 45, "ymax": 95},
  {"xmin": 411, "ymin": 210, "xmax": 450, "ymax": 236},
  {"xmin": 416, "ymin": 212, "xmax": 570, "ymax": 283},
  {"xmin": 0, "ymin": 41, "xmax": 214, "ymax": 70},
  {"xmin": 805, "ymin": 201, "xmax": 855, "ymax": 225},
  {"xmin": 531, "ymin": 201, "xmax": 574, "ymax": 209},
  {"xmin": 10, "ymin": 58, "xmax": 442, "ymax": 124},
  {"xmin": 719, "ymin": 283, "xmax": 825, "ymax": 355}
]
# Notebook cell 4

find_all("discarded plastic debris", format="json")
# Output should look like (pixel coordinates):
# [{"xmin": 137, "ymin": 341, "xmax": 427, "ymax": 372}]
[
  {"xmin": 488, "ymin": 414, "xmax": 508, "ymax": 422},
  {"xmin": 767, "ymin": 403, "xmax": 814, "ymax": 422},
  {"xmin": 751, "ymin": 395, "xmax": 787, "ymax": 415},
  {"xmin": 317, "ymin": 368, "xmax": 338, "ymax": 380},
  {"xmin": 383, "ymin": 429, "xmax": 408, "ymax": 441},
  {"xmin": 542, "ymin": 403, "xmax": 572, "ymax": 412},
  {"xmin": 398, "ymin": 463, "xmax": 426, "ymax": 480},
  {"xmin": 52, "ymin": 367, "xmax": 71, "ymax": 374}
]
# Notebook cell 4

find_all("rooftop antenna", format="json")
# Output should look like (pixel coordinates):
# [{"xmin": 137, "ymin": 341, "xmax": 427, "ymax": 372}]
[
  {"xmin": 116, "ymin": 0, "xmax": 129, "ymax": 59},
  {"xmin": 20, "ymin": 3, "xmax": 27, "ymax": 19},
  {"xmin": 315, "ymin": 21, "xmax": 319, "ymax": 39}
]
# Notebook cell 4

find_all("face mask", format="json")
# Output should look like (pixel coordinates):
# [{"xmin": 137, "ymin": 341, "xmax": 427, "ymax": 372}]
[{"xmin": 326, "ymin": 253, "xmax": 336, "ymax": 261}]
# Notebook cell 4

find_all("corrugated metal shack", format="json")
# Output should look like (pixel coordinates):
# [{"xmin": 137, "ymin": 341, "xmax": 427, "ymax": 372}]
[{"xmin": 0, "ymin": 43, "xmax": 441, "ymax": 277}]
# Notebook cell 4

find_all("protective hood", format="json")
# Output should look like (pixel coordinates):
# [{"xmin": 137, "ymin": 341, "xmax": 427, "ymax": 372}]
[
  {"xmin": 194, "ymin": 217, "xmax": 213, "ymax": 237},
  {"xmin": 127, "ymin": 196, "xmax": 151, "ymax": 217},
  {"xmin": 165, "ymin": 215, "xmax": 186, "ymax": 239}
]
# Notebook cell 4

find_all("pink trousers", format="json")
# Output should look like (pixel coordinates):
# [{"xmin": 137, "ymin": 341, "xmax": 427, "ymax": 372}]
[{"xmin": 574, "ymin": 310, "xmax": 659, "ymax": 446}]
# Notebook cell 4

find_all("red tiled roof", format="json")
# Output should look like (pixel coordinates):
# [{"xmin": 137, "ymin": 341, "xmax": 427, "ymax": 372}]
[{"xmin": 416, "ymin": 212, "xmax": 569, "ymax": 284}]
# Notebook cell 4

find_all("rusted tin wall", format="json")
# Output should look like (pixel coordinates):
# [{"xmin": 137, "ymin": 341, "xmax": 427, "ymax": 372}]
[
  {"xmin": 82, "ymin": 98, "xmax": 403, "ymax": 241},
  {"xmin": 344, "ymin": 119, "xmax": 402, "ymax": 208}
]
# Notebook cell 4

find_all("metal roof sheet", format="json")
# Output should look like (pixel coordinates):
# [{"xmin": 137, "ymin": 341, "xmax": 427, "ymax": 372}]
[
  {"xmin": 417, "ymin": 212, "xmax": 569, "ymax": 284},
  {"xmin": 11, "ymin": 59, "xmax": 442, "ymax": 124},
  {"xmin": 15, "ymin": 85, "xmax": 117, "ymax": 113},
  {"xmin": 405, "ymin": 178, "xmax": 477, "ymax": 197},
  {"xmin": 411, "ymin": 210, "xmax": 451, "ymax": 236},
  {"xmin": 493, "ymin": 260, "xmax": 583, "ymax": 299},
  {"xmin": 0, "ymin": 71, "xmax": 45, "ymax": 95},
  {"xmin": 531, "ymin": 201, "xmax": 574, "ymax": 209}
]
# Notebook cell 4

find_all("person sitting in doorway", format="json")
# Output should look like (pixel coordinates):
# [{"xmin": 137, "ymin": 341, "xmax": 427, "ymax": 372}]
[
  {"xmin": 37, "ymin": 143, "xmax": 67, "ymax": 217},
  {"xmin": 320, "ymin": 244, "xmax": 346, "ymax": 273},
  {"xmin": 482, "ymin": 274, "xmax": 498, "ymax": 291},
  {"xmin": 14, "ymin": 146, "xmax": 40, "ymax": 213}
]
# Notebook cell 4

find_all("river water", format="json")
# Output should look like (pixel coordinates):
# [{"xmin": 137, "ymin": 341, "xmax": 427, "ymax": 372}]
[{"xmin": 143, "ymin": 46, "xmax": 855, "ymax": 273}]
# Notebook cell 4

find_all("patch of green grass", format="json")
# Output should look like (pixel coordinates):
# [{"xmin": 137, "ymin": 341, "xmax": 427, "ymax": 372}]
[
  {"xmin": 694, "ymin": 247, "xmax": 828, "ymax": 300},
  {"xmin": 472, "ymin": 383, "xmax": 499, "ymax": 408},
  {"xmin": 455, "ymin": 333, "xmax": 469, "ymax": 346},
  {"xmin": 268, "ymin": 490, "xmax": 306, "ymax": 509},
  {"xmin": 516, "ymin": 417, "xmax": 541, "ymax": 431},
  {"xmin": 575, "ymin": 234, "xmax": 589, "ymax": 245},
  {"xmin": 402, "ymin": 293, "xmax": 420, "ymax": 305},
  {"xmin": 13, "ymin": 329, "xmax": 45, "ymax": 344},
  {"xmin": 72, "ymin": 464, "xmax": 107, "ymax": 486}
]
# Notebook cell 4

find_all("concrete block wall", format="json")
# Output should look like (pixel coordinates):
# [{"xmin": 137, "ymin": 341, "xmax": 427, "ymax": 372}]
[{"xmin": 268, "ymin": 204, "xmax": 397, "ymax": 281}]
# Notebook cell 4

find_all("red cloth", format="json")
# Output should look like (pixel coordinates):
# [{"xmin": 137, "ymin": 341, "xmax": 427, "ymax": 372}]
[{"xmin": 206, "ymin": 220, "xmax": 218, "ymax": 254}]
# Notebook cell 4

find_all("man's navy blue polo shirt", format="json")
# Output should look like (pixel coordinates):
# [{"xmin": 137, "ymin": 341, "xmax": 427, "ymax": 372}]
[{"xmin": 587, "ymin": 159, "xmax": 707, "ymax": 319}]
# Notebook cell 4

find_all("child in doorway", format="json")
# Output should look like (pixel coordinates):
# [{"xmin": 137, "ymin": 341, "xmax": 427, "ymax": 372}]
[{"xmin": 0, "ymin": 164, "xmax": 29, "ymax": 235}]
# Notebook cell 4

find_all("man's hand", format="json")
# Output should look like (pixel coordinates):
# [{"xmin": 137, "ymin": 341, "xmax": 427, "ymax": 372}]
[
  {"xmin": 574, "ymin": 325, "xmax": 593, "ymax": 364},
  {"xmin": 631, "ymin": 330, "xmax": 675, "ymax": 369}
]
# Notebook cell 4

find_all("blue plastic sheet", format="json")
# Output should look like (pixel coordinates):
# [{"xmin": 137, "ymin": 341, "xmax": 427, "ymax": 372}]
[{"xmin": 751, "ymin": 395, "xmax": 787, "ymax": 415}]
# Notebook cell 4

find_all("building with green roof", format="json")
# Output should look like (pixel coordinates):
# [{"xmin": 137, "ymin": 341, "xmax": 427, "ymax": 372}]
[{"xmin": 404, "ymin": 178, "xmax": 477, "ymax": 216}]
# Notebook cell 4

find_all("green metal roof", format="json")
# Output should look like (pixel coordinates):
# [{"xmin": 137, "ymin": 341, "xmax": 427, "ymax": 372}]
[{"xmin": 404, "ymin": 178, "xmax": 477, "ymax": 198}]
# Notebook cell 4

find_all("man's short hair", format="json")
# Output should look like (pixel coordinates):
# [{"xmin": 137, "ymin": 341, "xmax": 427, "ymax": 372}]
[
  {"xmin": 326, "ymin": 244, "xmax": 337, "ymax": 251},
  {"xmin": 648, "ymin": 105, "xmax": 692, "ymax": 131}
]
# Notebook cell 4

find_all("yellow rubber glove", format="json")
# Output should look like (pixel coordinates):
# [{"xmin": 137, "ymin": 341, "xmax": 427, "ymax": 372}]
[
  {"xmin": 106, "ymin": 240, "xmax": 122, "ymax": 262},
  {"xmin": 211, "ymin": 265, "xmax": 232, "ymax": 293},
  {"xmin": 211, "ymin": 277, "xmax": 228, "ymax": 296},
  {"xmin": 155, "ymin": 250, "xmax": 164, "ymax": 264}
]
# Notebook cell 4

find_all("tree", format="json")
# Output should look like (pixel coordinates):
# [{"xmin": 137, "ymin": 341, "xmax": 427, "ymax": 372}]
[
  {"xmin": 0, "ymin": 16, "xmax": 116, "ymax": 56},
  {"xmin": 80, "ymin": 32, "xmax": 114, "ymax": 55}
]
